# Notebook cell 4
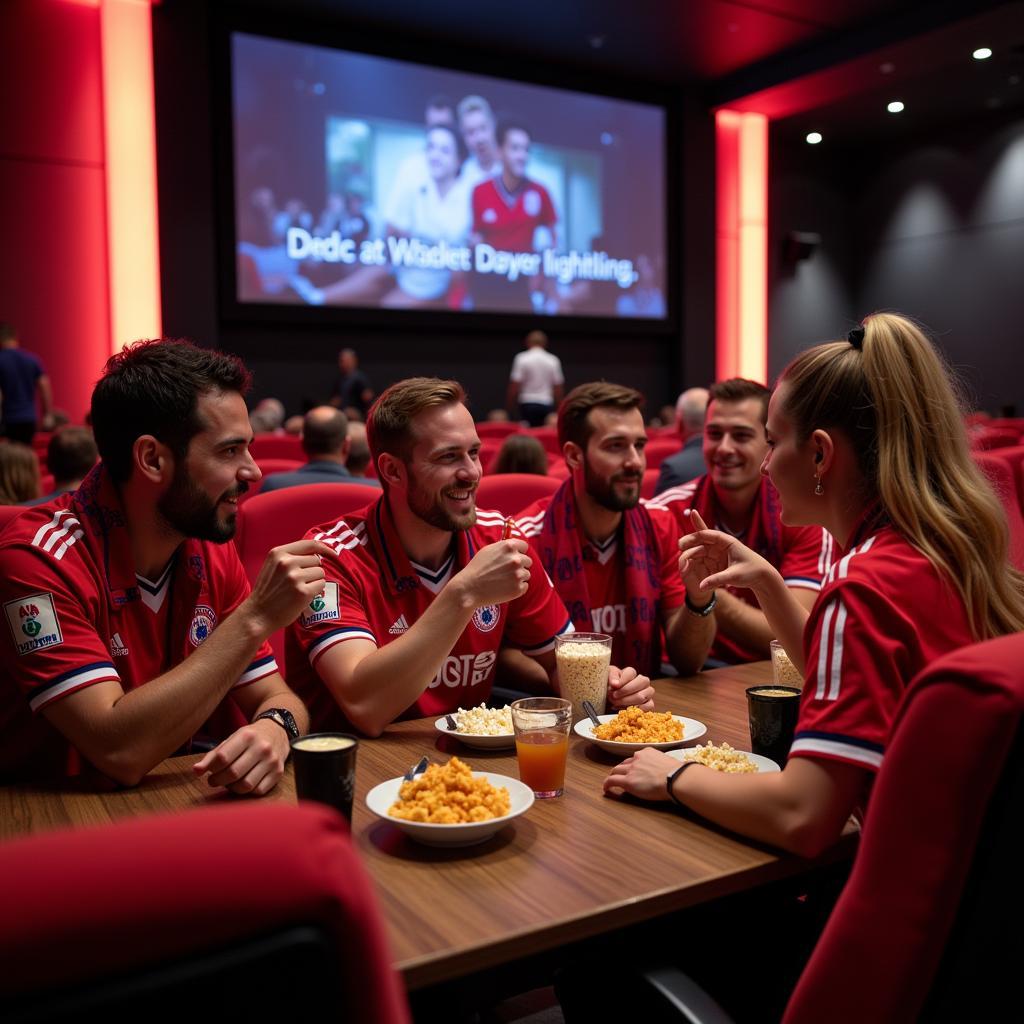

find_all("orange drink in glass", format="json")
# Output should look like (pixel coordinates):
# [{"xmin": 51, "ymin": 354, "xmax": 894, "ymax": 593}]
[{"xmin": 511, "ymin": 697, "xmax": 572, "ymax": 798}]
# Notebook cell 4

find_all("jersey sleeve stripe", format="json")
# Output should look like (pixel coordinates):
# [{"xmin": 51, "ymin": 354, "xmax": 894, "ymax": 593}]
[
  {"xmin": 815, "ymin": 598, "xmax": 838, "ymax": 700},
  {"xmin": 53, "ymin": 530, "xmax": 85, "ymax": 561},
  {"xmin": 31, "ymin": 509, "xmax": 72, "ymax": 548},
  {"xmin": 28, "ymin": 662, "xmax": 120, "ymax": 712},
  {"xmin": 789, "ymin": 734, "xmax": 884, "ymax": 771},
  {"xmin": 521, "ymin": 616, "xmax": 575, "ymax": 656},
  {"xmin": 235, "ymin": 655, "xmax": 279, "ymax": 686},
  {"xmin": 783, "ymin": 576, "xmax": 822, "ymax": 590},
  {"xmin": 827, "ymin": 600, "xmax": 848, "ymax": 701},
  {"xmin": 308, "ymin": 627, "xmax": 377, "ymax": 663}
]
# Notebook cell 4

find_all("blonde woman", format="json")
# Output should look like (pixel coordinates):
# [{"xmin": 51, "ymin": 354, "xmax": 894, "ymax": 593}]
[
  {"xmin": 0, "ymin": 442, "xmax": 40, "ymax": 505},
  {"xmin": 605, "ymin": 313, "xmax": 1024, "ymax": 855}
]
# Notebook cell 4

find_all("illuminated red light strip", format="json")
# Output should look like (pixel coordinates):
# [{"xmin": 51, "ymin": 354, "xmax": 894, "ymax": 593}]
[
  {"xmin": 715, "ymin": 110, "xmax": 767, "ymax": 384},
  {"xmin": 100, "ymin": 0, "xmax": 162, "ymax": 353}
]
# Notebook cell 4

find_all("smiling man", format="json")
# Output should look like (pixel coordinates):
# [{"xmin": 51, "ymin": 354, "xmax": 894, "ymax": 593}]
[
  {"xmin": 646, "ymin": 378, "xmax": 830, "ymax": 663},
  {"xmin": 285, "ymin": 377, "xmax": 657, "ymax": 736},
  {"xmin": 0, "ymin": 339, "xmax": 328, "ymax": 788},
  {"xmin": 515, "ymin": 382, "xmax": 714, "ymax": 679}
]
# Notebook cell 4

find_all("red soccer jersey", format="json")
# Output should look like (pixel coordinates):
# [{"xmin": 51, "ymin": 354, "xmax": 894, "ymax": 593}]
[
  {"xmin": 646, "ymin": 476, "xmax": 832, "ymax": 663},
  {"xmin": 515, "ymin": 498, "xmax": 687, "ymax": 673},
  {"xmin": 471, "ymin": 176, "xmax": 557, "ymax": 252},
  {"xmin": 0, "ymin": 467, "xmax": 278, "ymax": 782},
  {"xmin": 792, "ymin": 516, "xmax": 975, "ymax": 776},
  {"xmin": 285, "ymin": 497, "xmax": 573, "ymax": 730}
]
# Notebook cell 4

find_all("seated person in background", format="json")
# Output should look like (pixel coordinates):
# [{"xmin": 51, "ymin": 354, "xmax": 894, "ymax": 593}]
[
  {"xmin": 0, "ymin": 340, "xmax": 329, "ymax": 789},
  {"xmin": 654, "ymin": 386, "xmax": 708, "ymax": 494},
  {"xmin": 515, "ymin": 382, "xmax": 714, "ymax": 681},
  {"xmin": 491, "ymin": 434, "xmax": 548, "ymax": 476},
  {"xmin": 344, "ymin": 421, "xmax": 374, "ymax": 479},
  {"xmin": 606, "ymin": 313, "xmax": 1024, "ymax": 856},
  {"xmin": 249, "ymin": 396, "xmax": 286, "ymax": 434},
  {"xmin": 259, "ymin": 406, "xmax": 380, "ymax": 493},
  {"xmin": 285, "ymin": 377, "xmax": 656, "ymax": 736},
  {"xmin": 23, "ymin": 425, "xmax": 98, "ymax": 505},
  {"xmin": 0, "ymin": 442, "xmax": 40, "ymax": 504},
  {"xmin": 647, "ymin": 378, "xmax": 828, "ymax": 663}
]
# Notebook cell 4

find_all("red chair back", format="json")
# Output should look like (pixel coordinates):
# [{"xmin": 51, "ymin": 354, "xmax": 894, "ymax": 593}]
[
  {"xmin": 527, "ymin": 426, "xmax": 562, "ymax": 455},
  {"xmin": 980, "ymin": 444, "xmax": 1024, "ymax": 512},
  {"xmin": 641, "ymin": 468, "xmax": 660, "ymax": 500},
  {"xmin": 240, "ymin": 458, "xmax": 304, "ymax": 503},
  {"xmin": 248, "ymin": 434, "xmax": 303, "ymax": 462},
  {"xmin": 476, "ymin": 421, "xmax": 520, "ymax": 439},
  {"xmin": 784, "ymin": 633, "xmax": 1024, "ymax": 1024},
  {"xmin": 971, "ymin": 426, "xmax": 1023, "ymax": 450},
  {"xmin": 477, "ymin": 473, "xmax": 562, "ymax": 518},
  {"xmin": 973, "ymin": 451, "xmax": 1024, "ymax": 569},
  {"xmin": 641, "ymin": 437, "xmax": 680, "ymax": 470}
]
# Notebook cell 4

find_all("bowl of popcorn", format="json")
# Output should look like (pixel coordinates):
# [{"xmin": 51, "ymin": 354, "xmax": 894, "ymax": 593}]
[
  {"xmin": 435, "ymin": 704, "xmax": 516, "ymax": 749},
  {"xmin": 366, "ymin": 756, "xmax": 534, "ymax": 846},
  {"xmin": 668, "ymin": 742, "xmax": 780, "ymax": 774},
  {"xmin": 573, "ymin": 705, "xmax": 706, "ymax": 755}
]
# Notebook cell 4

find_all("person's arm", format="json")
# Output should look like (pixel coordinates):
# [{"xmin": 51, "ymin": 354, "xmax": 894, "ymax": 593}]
[
  {"xmin": 311, "ymin": 539, "xmax": 533, "ymax": 736},
  {"xmin": 663, "ymin": 602, "xmax": 715, "ymax": 676},
  {"xmin": 712, "ymin": 587, "xmax": 818, "ymax": 662},
  {"xmin": 604, "ymin": 748, "xmax": 866, "ymax": 857},
  {"xmin": 41, "ymin": 541, "xmax": 328, "ymax": 787},
  {"xmin": 506, "ymin": 379, "xmax": 521, "ymax": 417},
  {"xmin": 37, "ymin": 374, "xmax": 54, "ymax": 430}
]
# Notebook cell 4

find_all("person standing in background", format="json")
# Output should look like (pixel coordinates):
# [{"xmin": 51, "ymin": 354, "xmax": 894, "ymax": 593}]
[
  {"xmin": 329, "ymin": 348, "xmax": 374, "ymax": 420},
  {"xmin": 507, "ymin": 330, "xmax": 564, "ymax": 426},
  {"xmin": 0, "ymin": 323, "xmax": 54, "ymax": 443}
]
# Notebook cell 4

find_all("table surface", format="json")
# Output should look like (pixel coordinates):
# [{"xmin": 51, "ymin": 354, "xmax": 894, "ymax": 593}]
[{"xmin": 0, "ymin": 662, "xmax": 856, "ymax": 991}]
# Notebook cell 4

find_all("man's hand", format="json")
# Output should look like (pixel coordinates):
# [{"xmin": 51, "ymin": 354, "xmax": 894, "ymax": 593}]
[
  {"xmin": 678, "ymin": 509, "xmax": 773, "ymax": 597},
  {"xmin": 603, "ymin": 747, "xmax": 690, "ymax": 801},
  {"xmin": 192, "ymin": 718, "xmax": 289, "ymax": 796},
  {"xmin": 244, "ymin": 539, "xmax": 333, "ymax": 637},
  {"xmin": 607, "ymin": 665, "xmax": 655, "ymax": 710},
  {"xmin": 452, "ymin": 539, "xmax": 532, "ymax": 609}
]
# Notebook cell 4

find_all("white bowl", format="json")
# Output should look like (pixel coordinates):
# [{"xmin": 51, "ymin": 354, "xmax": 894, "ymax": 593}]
[
  {"xmin": 667, "ymin": 747, "xmax": 780, "ymax": 773},
  {"xmin": 365, "ymin": 771, "xmax": 534, "ymax": 847},
  {"xmin": 573, "ymin": 713, "xmax": 706, "ymax": 755},
  {"xmin": 434, "ymin": 716, "xmax": 515, "ymax": 750}
]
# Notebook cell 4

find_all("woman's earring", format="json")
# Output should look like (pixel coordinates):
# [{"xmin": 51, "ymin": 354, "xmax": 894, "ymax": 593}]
[{"xmin": 814, "ymin": 474, "xmax": 824, "ymax": 496}]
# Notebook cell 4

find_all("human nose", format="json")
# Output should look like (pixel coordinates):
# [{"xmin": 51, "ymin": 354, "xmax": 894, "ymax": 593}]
[
  {"xmin": 760, "ymin": 450, "xmax": 771, "ymax": 476},
  {"xmin": 240, "ymin": 449, "xmax": 262, "ymax": 482}
]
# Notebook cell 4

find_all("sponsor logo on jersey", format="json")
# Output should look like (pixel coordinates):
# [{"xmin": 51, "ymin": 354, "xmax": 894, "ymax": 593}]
[
  {"xmin": 388, "ymin": 614, "xmax": 410, "ymax": 635},
  {"xmin": 4, "ymin": 592, "xmax": 63, "ymax": 656},
  {"xmin": 427, "ymin": 650, "xmax": 497, "ymax": 688},
  {"xmin": 110, "ymin": 632, "xmax": 129, "ymax": 657},
  {"xmin": 590, "ymin": 603, "xmax": 626, "ymax": 635},
  {"xmin": 300, "ymin": 582, "xmax": 339, "ymax": 627},
  {"xmin": 472, "ymin": 604, "xmax": 501, "ymax": 633},
  {"xmin": 523, "ymin": 189, "xmax": 541, "ymax": 217},
  {"xmin": 188, "ymin": 605, "xmax": 218, "ymax": 647}
]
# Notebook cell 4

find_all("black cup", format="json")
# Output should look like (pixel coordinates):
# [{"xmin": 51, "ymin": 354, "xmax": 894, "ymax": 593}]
[
  {"xmin": 746, "ymin": 686, "xmax": 801, "ymax": 768},
  {"xmin": 290, "ymin": 733, "xmax": 359, "ymax": 821}
]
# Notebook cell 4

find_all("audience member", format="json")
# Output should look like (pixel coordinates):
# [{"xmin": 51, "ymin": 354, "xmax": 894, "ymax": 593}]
[
  {"xmin": 486, "ymin": 408, "xmax": 510, "ymax": 422},
  {"xmin": 491, "ymin": 434, "xmax": 548, "ymax": 476},
  {"xmin": 344, "ymin": 421, "xmax": 374, "ymax": 478},
  {"xmin": 285, "ymin": 377, "xmax": 655, "ymax": 736},
  {"xmin": 507, "ymin": 330, "xmax": 564, "ymax": 426},
  {"xmin": 516, "ymin": 382, "xmax": 713, "ymax": 678},
  {"xmin": 0, "ymin": 442, "xmax": 40, "ymax": 505},
  {"xmin": 647, "ymin": 379, "xmax": 827, "ymax": 663},
  {"xmin": 22, "ymin": 426, "xmax": 98, "ymax": 505},
  {"xmin": 655, "ymin": 386, "xmax": 709, "ymax": 493},
  {"xmin": 259, "ymin": 406, "xmax": 380, "ymax": 493},
  {"xmin": 283, "ymin": 414, "xmax": 304, "ymax": 435},
  {"xmin": 0, "ymin": 323, "xmax": 54, "ymax": 443},
  {"xmin": 249, "ymin": 396, "xmax": 286, "ymax": 434},
  {"xmin": 329, "ymin": 348, "xmax": 374, "ymax": 419},
  {"xmin": 0, "ymin": 339, "xmax": 328, "ymax": 787}
]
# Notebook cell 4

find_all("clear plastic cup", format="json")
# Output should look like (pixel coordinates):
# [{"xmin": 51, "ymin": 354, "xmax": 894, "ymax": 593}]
[
  {"xmin": 511, "ymin": 697, "xmax": 572, "ymax": 798},
  {"xmin": 555, "ymin": 632, "xmax": 612, "ymax": 723}
]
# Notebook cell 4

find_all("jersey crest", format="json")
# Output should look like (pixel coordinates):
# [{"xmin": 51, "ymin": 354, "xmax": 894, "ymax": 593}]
[
  {"xmin": 5, "ymin": 592, "xmax": 64, "ymax": 656},
  {"xmin": 188, "ymin": 605, "xmax": 218, "ymax": 647}
]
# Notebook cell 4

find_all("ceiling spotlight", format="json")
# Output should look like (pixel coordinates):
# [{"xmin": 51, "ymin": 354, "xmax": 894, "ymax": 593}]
[
  {"xmin": 887, "ymin": 100, "xmax": 905, "ymax": 113},
  {"xmin": 806, "ymin": 132, "xmax": 823, "ymax": 145},
  {"xmin": 973, "ymin": 47, "xmax": 993, "ymax": 60}
]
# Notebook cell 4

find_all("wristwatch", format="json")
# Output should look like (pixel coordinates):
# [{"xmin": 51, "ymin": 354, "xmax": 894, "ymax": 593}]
[
  {"xmin": 255, "ymin": 708, "xmax": 300, "ymax": 740},
  {"xmin": 684, "ymin": 591, "xmax": 717, "ymax": 617},
  {"xmin": 666, "ymin": 760, "xmax": 698, "ymax": 807}
]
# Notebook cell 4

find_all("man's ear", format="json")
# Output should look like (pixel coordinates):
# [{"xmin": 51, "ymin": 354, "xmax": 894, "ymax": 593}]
[
  {"xmin": 377, "ymin": 452, "xmax": 405, "ymax": 489},
  {"xmin": 132, "ymin": 435, "xmax": 173, "ymax": 485},
  {"xmin": 563, "ymin": 441, "xmax": 583, "ymax": 472}
]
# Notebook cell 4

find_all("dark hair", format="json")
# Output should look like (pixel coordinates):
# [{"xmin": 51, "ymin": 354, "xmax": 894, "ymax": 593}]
[
  {"xmin": 707, "ymin": 378, "xmax": 771, "ymax": 424},
  {"xmin": 558, "ymin": 381, "xmax": 644, "ymax": 450},
  {"xmin": 492, "ymin": 435, "xmax": 548, "ymax": 476},
  {"xmin": 497, "ymin": 118, "xmax": 532, "ymax": 148},
  {"xmin": 427, "ymin": 123, "xmax": 468, "ymax": 167},
  {"xmin": 301, "ymin": 407, "xmax": 348, "ymax": 457},
  {"xmin": 47, "ymin": 426, "xmax": 98, "ymax": 484},
  {"xmin": 91, "ymin": 339, "xmax": 251, "ymax": 483},
  {"xmin": 0, "ymin": 323, "xmax": 16, "ymax": 344},
  {"xmin": 426, "ymin": 94, "xmax": 455, "ymax": 114}
]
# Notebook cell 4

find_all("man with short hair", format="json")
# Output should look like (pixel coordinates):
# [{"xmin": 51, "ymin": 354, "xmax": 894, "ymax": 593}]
[
  {"xmin": 344, "ymin": 421, "xmax": 374, "ymax": 479},
  {"xmin": 655, "ymin": 387, "xmax": 709, "ymax": 494},
  {"xmin": 0, "ymin": 340, "xmax": 328, "ymax": 788},
  {"xmin": 285, "ymin": 377, "xmax": 655, "ymax": 736},
  {"xmin": 647, "ymin": 378, "xmax": 830, "ymax": 663},
  {"xmin": 456, "ymin": 94, "xmax": 501, "ymax": 187},
  {"xmin": 515, "ymin": 382, "xmax": 714, "ymax": 679},
  {"xmin": 507, "ymin": 330, "xmax": 564, "ymax": 426},
  {"xmin": 22, "ymin": 426, "xmax": 98, "ymax": 505},
  {"xmin": 0, "ymin": 323, "xmax": 54, "ymax": 444},
  {"xmin": 328, "ymin": 348, "xmax": 374, "ymax": 419},
  {"xmin": 259, "ymin": 406, "xmax": 380, "ymax": 493}
]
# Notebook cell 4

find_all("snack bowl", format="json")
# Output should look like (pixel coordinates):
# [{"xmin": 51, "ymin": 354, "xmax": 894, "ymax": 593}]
[
  {"xmin": 365, "ymin": 771, "xmax": 534, "ymax": 847},
  {"xmin": 434, "ymin": 717, "xmax": 515, "ymax": 750},
  {"xmin": 573, "ymin": 714, "xmax": 706, "ymax": 755},
  {"xmin": 668, "ymin": 746, "xmax": 780, "ymax": 773}
]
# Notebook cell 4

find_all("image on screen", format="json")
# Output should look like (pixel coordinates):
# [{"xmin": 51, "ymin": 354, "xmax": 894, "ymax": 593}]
[{"xmin": 231, "ymin": 32, "xmax": 668, "ymax": 320}]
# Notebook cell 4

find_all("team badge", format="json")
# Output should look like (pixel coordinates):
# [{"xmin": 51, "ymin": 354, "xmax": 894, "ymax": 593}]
[
  {"xmin": 472, "ymin": 604, "xmax": 501, "ymax": 633},
  {"xmin": 482, "ymin": 207, "xmax": 498, "ymax": 224},
  {"xmin": 188, "ymin": 605, "xmax": 218, "ymax": 647},
  {"xmin": 523, "ymin": 190, "xmax": 541, "ymax": 216},
  {"xmin": 301, "ymin": 582, "xmax": 339, "ymax": 627},
  {"xmin": 5, "ymin": 592, "xmax": 63, "ymax": 656}
]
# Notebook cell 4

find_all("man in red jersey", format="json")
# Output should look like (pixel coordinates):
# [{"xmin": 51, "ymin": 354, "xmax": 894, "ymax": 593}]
[
  {"xmin": 646, "ymin": 378, "xmax": 830, "ymax": 663},
  {"xmin": 285, "ymin": 377, "xmax": 656, "ymax": 736},
  {"xmin": 515, "ymin": 382, "xmax": 714, "ymax": 681},
  {"xmin": 0, "ymin": 340, "xmax": 327, "ymax": 788}
]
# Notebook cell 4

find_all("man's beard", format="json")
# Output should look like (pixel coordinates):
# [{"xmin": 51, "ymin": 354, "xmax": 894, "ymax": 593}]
[
  {"xmin": 407, "ymin": 474, "xmax": 477, "ymax": 532},
  {"xmin": 158, "ymin": 467, "xmax": 248, "ymax": 543},
  {"xmin": 585, "ymin": 461, "xmax": 641, "ymax": 513}
]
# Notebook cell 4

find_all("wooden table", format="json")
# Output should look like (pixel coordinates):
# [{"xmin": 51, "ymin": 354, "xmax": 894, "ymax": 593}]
[{"xmin": 0, "ymin": 662, "xmax": 856, "ymax": 992}]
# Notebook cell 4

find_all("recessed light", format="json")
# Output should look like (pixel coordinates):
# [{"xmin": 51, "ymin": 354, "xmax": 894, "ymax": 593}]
[
  {"xmin": 806, "ymin": 132, "xmax": 823, "ymax": 145},
  {"xmin": 973, "ymin": 47, "xmax": 993, "ymax": 60},
  {"xmin": 879, "ymin": 61, "xmax": 895, "ymax": 74},
  {"xmin": 887, "ymin": 100, "xmax": 905, "ymax": 113}
]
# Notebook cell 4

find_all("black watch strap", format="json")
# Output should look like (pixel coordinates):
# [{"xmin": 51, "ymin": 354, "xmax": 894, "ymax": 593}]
[
  {"xmin": 666, "ymin": 760, "xmax": 698, "ymax": 807},
  {"xmin": 255, "ymin": 708, "xmax": 299, "ymax": 740},
  {"xmin": 684, "ymin": 591, "xmax": 717, "ymax": 617}
]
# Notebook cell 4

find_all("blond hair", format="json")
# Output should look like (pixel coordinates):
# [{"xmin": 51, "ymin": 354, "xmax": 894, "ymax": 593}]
[
  {"xmin": 780, "ymin": 312, "xmax": 1024, "ymax": 639},
  {"xmin": 0, "ymin": 443, "xmax": 41, "ymax": 504}
]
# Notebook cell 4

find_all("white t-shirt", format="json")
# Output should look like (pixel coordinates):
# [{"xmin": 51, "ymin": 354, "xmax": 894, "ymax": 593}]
[{"xmin": 510, "ymin": 347, "xmax": 564, "ymax": 405}]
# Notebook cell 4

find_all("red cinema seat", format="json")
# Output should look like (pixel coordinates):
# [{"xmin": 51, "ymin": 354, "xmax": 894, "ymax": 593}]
[
  {"xmin": 981, "ymin": 444, "xmax": 1024, "ymax": 512},
  {"xmin": 476, "ymin": 420, "xmax": 520, "ymax": 439},
  {"xmin": 0, "ymin": 802, "xmax": 409, "ymax": 1023},
  {"xmin": 642, "ymin": 437, "xmax": 681, "ymax": 470},
  {"xmin": 971, "ymin": 426, "xmax": 1023, "ymax": 450},
  {"xmin": 972, "ymin": 451, "xmax": 1024, "ymax": 569},
  {"xmin": 240, "ymin": 458, "xmax": 303, "ymax": 503},
  {"xmin": 477, "ymin": 473, "xmax": 562, "ymax": 518},
  {"xmin": 641, "ymin": 468, "xmax": 660, "ymax": 500},
  {"xmin": 248, "ymin": 433, "xmax": 303, "ymax": 462},
  {"xmin": 528, "ymin": 426, "xmax": 562, "ymax": 455}
]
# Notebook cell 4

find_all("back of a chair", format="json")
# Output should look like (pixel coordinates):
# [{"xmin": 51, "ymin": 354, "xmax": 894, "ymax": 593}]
[
  {"xmin": 248, "ymin": 433, "xmax": 303, "ymax": 462},
  {"xmin": 476, "ymin": 421, "xmax": 520, "ymax": 439},
  {"xmin": 971, "ymin": 426, "xmax": 1023, "ymax": 450},
  {"xmin": 641, "ymin": 468, "xmax": 660, "ymax": 500},
  {"xmin": 641, "ymin": 437, "xmax": 681, "ymax": 470},
  {"xmin": 972, "ymin": 451, "xmax": 1024, "ymax": 568},
  {"xmin": 240, "ymin": 458, "xmax": 304, "ymax": 503},
  {"xmin": 982, "ymin": 443, "xmax": 1024, "ymax": 512},
  {"xmin": 477, "ymin": 473, "xmax": 562, "ymax": 518},
  {"xmin": 527, "ymin": 426, "xmax": 562, "ymax": 455},
  {"xmin": 784, "ymin": 633, "xmax": 1024, "ymax": 1024}
]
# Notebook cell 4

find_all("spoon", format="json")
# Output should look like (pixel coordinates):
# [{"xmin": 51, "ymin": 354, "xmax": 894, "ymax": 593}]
[
  {"xmin": 445, "ymin": 714, "xmax": 458, "ymax": 731},
  {"xmin": 581, "ymin": 700, "xmax": 602, "ymax": 729},
  {"xmin": 403, "ymin": 755, "xmax": 429, "ymax": 781}
]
